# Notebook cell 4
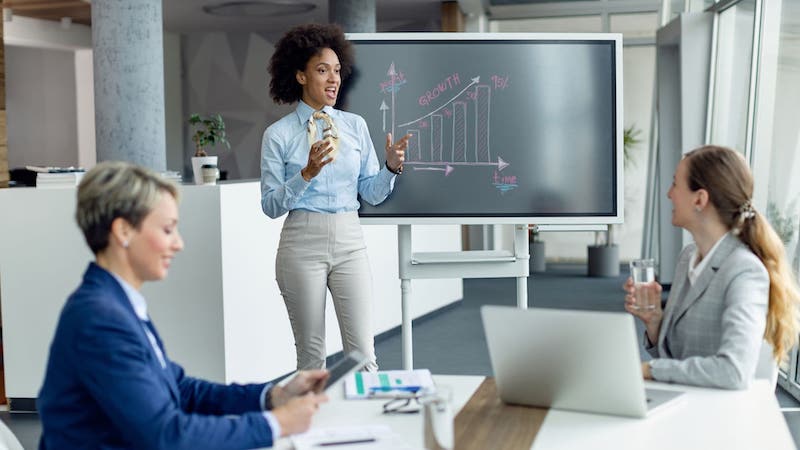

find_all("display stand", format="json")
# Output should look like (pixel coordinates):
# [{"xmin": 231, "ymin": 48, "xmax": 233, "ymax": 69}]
[{"xmin": 396, "ymin": 224, "xmax": 530, "ymax": 369}]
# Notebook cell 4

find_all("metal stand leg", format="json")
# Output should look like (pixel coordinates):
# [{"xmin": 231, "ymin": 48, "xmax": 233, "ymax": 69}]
[
  {"xmin": 517, "ymin": 276, "xmax": 528, "ymax": 309},
  {"xmin": 401, "ymin": 278, "xmax": 413, "ymax": 369}
]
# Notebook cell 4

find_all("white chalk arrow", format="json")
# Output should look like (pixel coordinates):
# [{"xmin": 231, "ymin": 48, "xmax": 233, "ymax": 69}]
[
  {"xmin": 405, "ymin": 156, "xmax": 507, "ymax": 171},
  {"xmin": 497, "ymin": 156, "xmax": 509, "ymax": 171},
  {"xmin": 379, "ymin": 100, "xmax": 389, "ymax": 131},
  {"xmin": 413, "ymin": 165, "xmax": 455, "ymax": 176}
]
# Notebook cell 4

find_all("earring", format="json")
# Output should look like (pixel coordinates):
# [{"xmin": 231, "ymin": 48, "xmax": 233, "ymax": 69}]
[
  {"xmin": 122, "ymin": 240, "xmax": 129, "ymax": 248},
  {"xmin": 695, "ymin": 206, "xmax": 701, "ymax": 212}
]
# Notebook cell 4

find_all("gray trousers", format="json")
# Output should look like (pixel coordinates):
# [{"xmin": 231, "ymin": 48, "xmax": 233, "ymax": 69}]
[{"xmin": 276, "ymin": 210, "xmax": 378, "ymax": 371}]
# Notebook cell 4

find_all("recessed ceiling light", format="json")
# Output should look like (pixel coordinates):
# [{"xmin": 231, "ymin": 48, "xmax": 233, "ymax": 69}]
[{"xmin": 203, "ymin": 1, "xmax": 316, "ymax": 17}]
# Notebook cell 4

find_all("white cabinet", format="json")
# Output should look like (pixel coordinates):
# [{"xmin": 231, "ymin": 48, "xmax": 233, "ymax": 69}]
[{"xmin": 0, "ymin": 182, "xmax": 462, "ymax": 400}]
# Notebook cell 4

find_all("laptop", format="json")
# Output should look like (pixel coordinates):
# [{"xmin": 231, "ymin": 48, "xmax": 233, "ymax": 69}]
[{"xmin": 481, "ymin": 305, "xmax": 684, "ymax": 418}]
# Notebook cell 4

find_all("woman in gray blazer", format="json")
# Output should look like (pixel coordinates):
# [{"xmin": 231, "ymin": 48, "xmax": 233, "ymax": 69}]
[{"xmin": 625, "ymin": 145, "xmax": 799, "ymax": 389}]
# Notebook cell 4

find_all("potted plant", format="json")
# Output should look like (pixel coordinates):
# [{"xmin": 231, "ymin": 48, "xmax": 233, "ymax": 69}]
[
  {"xmin": 189, "ymin": 113, "xmax": 230, "ymax": 185},
  {"xmin": 588, "ymin": 125, "xmax": 642, "ymax": 277}
]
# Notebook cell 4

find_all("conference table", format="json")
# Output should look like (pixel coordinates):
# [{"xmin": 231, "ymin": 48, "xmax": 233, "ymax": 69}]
[{"xmin": 273, "ymin": 375, "xmax": 794, "ymax": 450}]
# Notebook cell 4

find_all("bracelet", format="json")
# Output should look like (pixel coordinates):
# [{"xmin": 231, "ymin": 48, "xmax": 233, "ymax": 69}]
[{"xmin": 385, "ymin": 161, "xmax": 403, "ymax": 175}]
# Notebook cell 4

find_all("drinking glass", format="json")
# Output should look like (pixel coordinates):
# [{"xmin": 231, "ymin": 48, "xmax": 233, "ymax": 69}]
[{"xmin": 629, "ymin": 259, "xmax": 656, "ymax": 310}]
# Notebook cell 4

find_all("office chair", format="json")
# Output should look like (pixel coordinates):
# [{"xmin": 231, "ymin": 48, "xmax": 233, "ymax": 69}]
[{"xmin": 754, "ymin": 341, "xmax": 778, "ymax": 389}]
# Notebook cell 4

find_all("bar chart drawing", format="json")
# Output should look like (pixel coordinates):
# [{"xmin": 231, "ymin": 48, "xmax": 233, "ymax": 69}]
[{"xmin": 381, "ymin": 63, "xmax": 508, "ymax": 176}]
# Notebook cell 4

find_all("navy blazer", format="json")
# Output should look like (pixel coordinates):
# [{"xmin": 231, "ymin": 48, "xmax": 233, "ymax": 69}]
[{"xmin": 38, "ymin": 263, "xmax": 275, "ymax": 449}]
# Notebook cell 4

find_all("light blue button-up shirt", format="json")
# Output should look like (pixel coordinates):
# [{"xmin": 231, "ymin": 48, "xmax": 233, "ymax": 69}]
[{"xmin": 260, "ymin": 101, "xmax": 396, "ymax": 218}]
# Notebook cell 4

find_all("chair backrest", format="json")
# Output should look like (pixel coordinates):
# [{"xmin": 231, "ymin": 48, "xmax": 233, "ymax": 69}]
[
  {"xmin": 754, "ymin": 341, "xmax": 778, "ymax": 388},
  {"xmin": 0, "ymin": 418, "xmax": 24, "ymax": 450}
]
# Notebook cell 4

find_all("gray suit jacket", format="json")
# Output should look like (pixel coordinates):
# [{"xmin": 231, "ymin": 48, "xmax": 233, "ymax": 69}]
[{"xmin": 646, "ymin": 233, "xmax": 769, "ymax": 389}]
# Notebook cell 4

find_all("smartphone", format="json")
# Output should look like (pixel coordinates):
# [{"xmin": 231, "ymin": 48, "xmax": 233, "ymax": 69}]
[{"xmin": 324, "ymin": 351, "xmax": 369, "ymax": 390}]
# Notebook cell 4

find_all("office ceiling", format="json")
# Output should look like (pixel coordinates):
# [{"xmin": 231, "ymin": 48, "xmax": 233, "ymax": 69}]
[
  {"xmin": 0, "ymin": 0, "xmax": 679, "ymax": 33},
  {"xmin": 0, "ymin": 0, "xmax": 450, "ymax": 32},
  {"xmin": 164, "ymin": 0, "xmax": 445, "ymax": 33}
]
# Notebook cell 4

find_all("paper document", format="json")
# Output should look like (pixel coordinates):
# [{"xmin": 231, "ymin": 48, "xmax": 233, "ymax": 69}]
[
  {"xmin": 344, "ymin": 369, "xmax": 435, "ymax": 399},
  {"xmin": 291, "ymin": 425, "xmax": 422, "ymax": 450}
]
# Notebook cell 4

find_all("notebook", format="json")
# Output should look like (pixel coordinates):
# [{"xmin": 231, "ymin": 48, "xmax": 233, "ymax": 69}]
[
  {"xmin": 481, "ymin": 305, "xmax": 684, "ymax": 418},
  {"xmin": 343, "ymin": 369, "xmax": 435, "ymax": 399}
]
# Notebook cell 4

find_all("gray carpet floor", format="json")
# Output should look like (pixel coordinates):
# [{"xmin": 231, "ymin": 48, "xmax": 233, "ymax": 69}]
[
  {"xmin": 372, "ymin": 263, "xmax": 647, "ymax": 373},
  {"xmin": 4, "ymin": 263, "xmax": 800, "ymax": 448}
]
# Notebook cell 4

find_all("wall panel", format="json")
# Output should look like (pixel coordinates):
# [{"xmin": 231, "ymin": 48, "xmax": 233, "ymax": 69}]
[{"xmin": 0, "ymin": 19, "xmax": 8, "ymax": 188}]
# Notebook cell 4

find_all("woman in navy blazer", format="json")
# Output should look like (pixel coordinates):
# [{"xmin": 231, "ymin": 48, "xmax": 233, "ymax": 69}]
[
  {"xmin": 625, "ymin": 146, "xmax": 800, "ymax": 389},
  {"xmin": 38, "ymin": 161, "xmax": 328, "ymax": 449}
]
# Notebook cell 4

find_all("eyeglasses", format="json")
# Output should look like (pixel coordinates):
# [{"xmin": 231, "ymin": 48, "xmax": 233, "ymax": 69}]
[{"xmin": 382, "ymin": 396, "xmax": 421, "ymax": 414}]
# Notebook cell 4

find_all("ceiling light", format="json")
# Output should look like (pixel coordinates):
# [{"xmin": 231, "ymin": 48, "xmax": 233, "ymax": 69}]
[{"xmin": 202, "ymin": 1, "xmax": 316, "ymax": 17}]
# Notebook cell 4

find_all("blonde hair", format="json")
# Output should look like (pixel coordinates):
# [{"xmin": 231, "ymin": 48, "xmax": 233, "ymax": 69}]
[
  {"xmin": 685, "ymin": 145, "xmax": 800, "ymax": 362},
  {"xmin": 76, "ymin": 161, "xmax": 179, "ymax": 254}
]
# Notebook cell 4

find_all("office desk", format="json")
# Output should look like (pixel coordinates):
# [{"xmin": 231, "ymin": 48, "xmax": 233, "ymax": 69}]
[{"xmin": 275, "ymin": 375, "xmax": 795, "ymax": 450}]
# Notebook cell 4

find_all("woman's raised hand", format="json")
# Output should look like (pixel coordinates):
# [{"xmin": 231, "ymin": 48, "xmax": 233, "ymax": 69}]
[{"xmin": 301, "ymin": 140, "xmax": 334, "ymax": 181}]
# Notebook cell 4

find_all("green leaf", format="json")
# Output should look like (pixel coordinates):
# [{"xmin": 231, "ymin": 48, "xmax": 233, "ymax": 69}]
[{"xmin": 188, "ymin": 112, "xmax": 231, "ymax": 155}]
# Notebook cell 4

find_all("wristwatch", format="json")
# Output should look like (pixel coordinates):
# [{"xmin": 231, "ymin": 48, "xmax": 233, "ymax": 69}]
[{"xmin": 385, "ymin": 161, "xmax": 403, "ymax": 175}]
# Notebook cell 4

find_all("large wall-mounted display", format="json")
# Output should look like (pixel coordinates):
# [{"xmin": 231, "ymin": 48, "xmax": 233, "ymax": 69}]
[{"xmin": 341, "ymin": 33, "xmax": 623, "ymax": 225}]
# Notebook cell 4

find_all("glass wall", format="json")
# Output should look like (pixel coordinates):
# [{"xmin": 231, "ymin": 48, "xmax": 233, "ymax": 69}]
[
  {"xmin": 754, "ymin": 0, "xmax": 800, "ymax": 390},
  {"xmin": 708, "ymin": 0, "xmax": 756, "ymax": 153}
]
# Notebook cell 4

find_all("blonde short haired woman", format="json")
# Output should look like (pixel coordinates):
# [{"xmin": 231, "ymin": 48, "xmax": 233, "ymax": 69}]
[{"xmin": 38, "ymin": 161, "xmax": 328, "ymax": 449}]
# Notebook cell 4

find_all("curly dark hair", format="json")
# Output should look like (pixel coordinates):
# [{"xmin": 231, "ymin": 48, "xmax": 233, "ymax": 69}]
[{"xmin": 268, "ymin": 23, "xmax": 354, "ymax": 105}]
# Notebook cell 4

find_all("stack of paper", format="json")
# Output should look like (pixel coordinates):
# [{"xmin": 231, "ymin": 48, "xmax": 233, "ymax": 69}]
[
  {"xmin": 36, "ymin": 171, "xmax": 85, "ymax": 188},
  {"xmin": 344, "ymin": 369, "xmax": 435, "ymax": 399},
  {"xmin": 161, "ymin": 171, "xmax": 182, "ymax": 183},
  {"xmin": 291, "ymin": 425, "xmax": 421, "ymax": 450}
]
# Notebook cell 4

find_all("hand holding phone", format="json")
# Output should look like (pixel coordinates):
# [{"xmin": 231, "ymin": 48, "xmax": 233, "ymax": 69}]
[
  {"xmin": 273, "ymin": 370, "xmax": 329, "ymax": 407},
  {"xmin": 324, "ymin": 351, "xmax": 369, "ymax": 390}
]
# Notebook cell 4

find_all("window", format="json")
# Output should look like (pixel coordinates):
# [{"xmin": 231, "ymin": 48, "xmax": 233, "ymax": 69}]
[
  {"xmin": 708, "ymin": 0, "xmax": 757, "ymax": 153},
  {"xmin": 762, "ymin": 1, "xmax": 800, "ymax": 381},
  {"xmin": 490, "ymin": 16, "xmax": 602, "ymax": 33}
]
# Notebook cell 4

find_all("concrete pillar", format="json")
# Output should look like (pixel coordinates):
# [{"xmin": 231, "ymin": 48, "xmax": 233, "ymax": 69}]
[
  {"xmin": 329, "ymin": 0, "xmax": 376, "ymax": 33},
  {"xmin": 92, "ymin": 0, "xmax": 166, "ymax": 171}
]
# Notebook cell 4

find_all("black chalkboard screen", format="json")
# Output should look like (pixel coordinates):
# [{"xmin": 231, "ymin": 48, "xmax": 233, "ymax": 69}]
[{"xmin": 342, "ymin": 34, "xmax": 623, "ymax": 225}]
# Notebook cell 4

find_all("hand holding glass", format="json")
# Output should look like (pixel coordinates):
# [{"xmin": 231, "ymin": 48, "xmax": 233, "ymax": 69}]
[{"xmin": 629, "ymin": 259, "xmax": 656, "ymax": 310}]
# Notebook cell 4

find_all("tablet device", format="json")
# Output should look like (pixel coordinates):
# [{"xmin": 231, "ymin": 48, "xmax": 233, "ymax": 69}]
[{"xmin": 325, "ymin": 351, "xmax": 369, "ymax": 390}]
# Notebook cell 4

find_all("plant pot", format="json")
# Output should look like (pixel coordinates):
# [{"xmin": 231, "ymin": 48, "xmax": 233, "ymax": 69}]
[
  {"xmin": 191, "ymin": 156, "xmax": 218, "ymax": 185},
  {"xmin": 530, "ymin": 241, "xmax": 546, "ymax": 273},
  {"xmin": 587, "ymin": 244, "xmax": 619, "ymax": 277}
]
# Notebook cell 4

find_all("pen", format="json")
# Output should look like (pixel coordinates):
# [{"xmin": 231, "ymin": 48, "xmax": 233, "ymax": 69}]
[
  {"xmin": 315, "ymin": 437, "xmax": 377, "ymax": 446},
  {"xmin": 369, "ymin": 386, "xmax": 421, "ymax": 393}
]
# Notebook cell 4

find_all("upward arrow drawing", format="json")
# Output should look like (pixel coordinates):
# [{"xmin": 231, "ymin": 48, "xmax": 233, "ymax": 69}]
[
  {"xmin": 387, "ymin": 62, "xmax": 396, "ymax": 137},
  {"xmin": 379, "ymin": 100, "xmax": 389, "ymax": 132}
]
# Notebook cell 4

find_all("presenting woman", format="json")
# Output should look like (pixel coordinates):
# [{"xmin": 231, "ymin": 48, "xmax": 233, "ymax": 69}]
[
  {"xmin": 260, "ymin": 23, "xmax": 410, "ymax": 371},
  {"xmin": 38, "ymin": 161, "xmax": 328, "ymax": 449},
  {"xmin": 625, "ymin": 145, "xmax": 799, "ymax": 389}
]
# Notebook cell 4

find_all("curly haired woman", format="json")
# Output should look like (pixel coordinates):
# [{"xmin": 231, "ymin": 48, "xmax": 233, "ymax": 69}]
[{"xmin": 260, "ymin": 23, "xmax": 410, "ymax": 371}]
